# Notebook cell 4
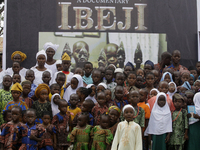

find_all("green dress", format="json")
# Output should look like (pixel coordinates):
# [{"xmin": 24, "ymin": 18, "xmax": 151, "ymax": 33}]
[
  {"xmin": 90, "ymin": 126, "xmax": 113, "ymax": 150},
  {"xmin": 152, "ymin": 134, "xmax": 166, "ymax": 150},
  {"xmin": 69, "ymin": 125, "xmax": 92, "ymax": 150}
]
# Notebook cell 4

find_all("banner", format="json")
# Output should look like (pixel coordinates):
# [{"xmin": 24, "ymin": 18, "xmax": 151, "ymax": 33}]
[{"xmin": 4, "ymin": 0, "xmax": 198, "ymax": 69}]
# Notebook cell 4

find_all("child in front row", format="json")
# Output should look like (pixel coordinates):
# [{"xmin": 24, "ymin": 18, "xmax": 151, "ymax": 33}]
[{"xmin": 0, "ymin": 110, "xmax": 12, "ymax": 132}]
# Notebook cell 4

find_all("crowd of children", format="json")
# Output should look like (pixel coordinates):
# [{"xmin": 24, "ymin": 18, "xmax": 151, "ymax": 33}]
[{"xmin": 0, "ymin": 43, "xmax": 200, "ymax": 150}]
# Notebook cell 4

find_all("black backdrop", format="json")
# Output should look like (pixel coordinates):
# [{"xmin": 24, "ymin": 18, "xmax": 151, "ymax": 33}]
[{"xmin": 5, "ymin": 0, "xmax": 198, "ymax": 68}]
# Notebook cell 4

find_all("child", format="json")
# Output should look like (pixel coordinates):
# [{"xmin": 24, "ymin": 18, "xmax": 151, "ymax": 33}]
[
  {"xmin": 25, "ymin": 69, "xmax": 37, "ymax": 98},
  {"xmin": 96, "ymin": 83, "xmax": 107, "ymax": 93},
  {"xmin": 49, "ymin": 83, "xmax": 61, "ymax": 101},
  {"xmin": 185, "ymin": 90, "xmax": 194, "ymax": 105},
  {"xmin": 55, "ymin": 72, "xmax": 66, "ymax": 98},
  {"xmin": 103, "ymin": 68, "xmax": 116, "ymax": 92},
  {"xmin": 0, "ymin": 75, "xmax": 13, "ymax": 125},
  {"xmin": 136, "ymin": 75, "xmax": 145, "ymax": 89},
  {"xmin": 92, "ymin": 92, "xmax": 108, "ymax": 125},
  {"xmin": 63, "ymin": 74, "xmax": 83, "ymax": 102},
  {"xmin": 4, "ymin": 83, "xmax": 28, "ymax": 111},
  {"xmin": 83, "ymin": 62, "xmax": 93, "ymax": 85},
  {"xmin": 91, "ymin": 114, "xmax": 113, "ymax": 150},
  {"xmin": 99, "ymin": 66, "xmax": 106, "ymax": 82},
  {"xmin": 173, "ymin": 71, "xmax": 181, "ymax": 86},
  {"xmin": 189, "ymin": 74, "xmax": 195, "ymax": 86},
  {"xmin": 150, "ymin": 88, "xmax": 159, "ymax": 98},
  {"xmin": 85, "ymin": 84, "xmax": 97, "ymax": 103},
  {"xmin": 167, "ymin": 82, "xmax": 177, "ymax": 99},
  {"xmin": 144, "ymin": 60, "xmax": 154, "ymax": 75},
  {"xmin": 0, "ymin": 110, "xmax": 12, "ymax": 131},
  {"xmin": 0, "ymin": 106, "xmax": 23, "ymax": 149},
  {"xmin": 168, "ymin": 93, "xmax": 188, "ymax": 150},
  {"xmin": 51, "ymin": 93, "xmax": 61, "ymax": 116},
  {"xmin": 56, "ymin": 60, "xmax": 63, "ymax": 71},
  {"xmin": 105, "ymin": 89, "xmax": 114, "ymax": 107},
  {"xmin": 151, "ymin": 69, "xmax": 160, "ymax": 88},
  {"xmin": 19, "ymin": 108, "xmax": 45, "ymax": 149},
  {"xmin": 20, "ymin": 80, "xmax": 34, "ymax": 108},
  {"xmin": 125, "ymin": 71, "xmax": 138, "ymax": 92},
  {"xmin": 194, "ymin": 80, "xmax": 200, "ymax": 93},
  {"xmin": 76, "ymin": 87, "xmax": 92, "ymax": 108},
  {"xmin": 91, "ymin": 69, "xmax": 102, "ymax": 86},
  {"xmin": 160, "ymin": 72, "xmax": 174, "ymax": 83},
  {"xmin": 180, "ymin": 71, "xmax": 190, "ymax": 84},
  {"xmin": 42, "ymin": 71, "xmax": 51, "ymax": 86},
  {"xmin": 145, "ymin": 92, "xmax": 172, "ymax": 150},
  {"xmin": 136, "ymin": 68, "xmax": 145, "ymax": 78},
  {"xmin": 145, "ymin": 72, "xmax": 155, "ymax": 99},
  {"xmin": 52, "ymin": 99, "xmax": 71, "ymax": 149},
  {"xmin": 188, "ymin": 66, "xmax": 198, "ymax": 80},
  {"xmin": 179, "ymin": 81, "xmax": 191, "ymax": 93},
  {"xmin": 12, "ymin": 73, "xmax": 21, "ymax": 84},
  {"xmin": 21, "ymin": 110, "xmax": 26, "ymax": 124},
  {"xmin": 113, "ymin": 86, "xmax": 128, "ymax": 110},
  {"xmin": 115, "ymin": 72, "xmax": 128, "ymax": 100},
  {"xmin": 32, "ymin": 83, "xmax": 52, "ymax": 124},
  {"xmin": 111, "ymin": 104, "xmax": 142, "ymax": 150},
  {"xmin": 69, "ymin": 112, "xmax": 92, "ymax": 149},
  {"xmin": 74, "ymin": 67, "xmax": 84, "ymax": 77},
  {"xmin": 124, "ymin": 61, "xmax": 135, "ymax": 81}
]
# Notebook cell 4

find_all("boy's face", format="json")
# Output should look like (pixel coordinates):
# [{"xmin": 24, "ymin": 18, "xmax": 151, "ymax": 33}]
[
  {"xmin": 158, "ymin": 82, "xmax": 169, "ymax": 94},
  {"xmin": 139, "ymin": 90, "xmax": 147, "ymax": 102},
  {"xmin": 99, "ymin": 67, "xmax": 106, "ymax": 79},
  {"xmin": 51, "ymin": 85, "xmax": 61, "ymax": 95},
  {"xmin": 56, "ymin": 75, "xmax": 66, "ymax": 88},
  {"xmin": 26, "ymin": 111, "xmax": 36, "ymax": 125},
  {"xmin": 115, "ymin": 74, "xmax": 124, "ymax": 86},
  {"xmin": 11, "ymin": 90, "xmax": 21, "ymax": 100},
  {"xmin": 25, "ymin": 72, "xmax": 35, "ymax": 83},
  {"xmin": 77, "ymin": 115, "xmax": 88, "ymax": 127},
  {"xmin": 144, "ymin": 64, "xmax": 152, "ymax": 75},
  {"xmin": 92, "ymin": 71, "xmax": 101, "ymax": 84},
  {"xmin": 11, "ymin": 108, "xmax": 21, "ymax": 123},
  {"xmin": 75, "ymin": 68, "xmax": 84, "ymax": 77},
  {"xmin": 100, "ymin": 116, "xmax": 109, "ymax": 129},
  {"xmin": 124, "ymin": 108, "xmax": 134, "ymax": 122},
  {"xmin": 172, "ymin": 51, "xmax": 181, "ymax": 64},
  {"xmin": 127, "ymin": 74, "xmax": 136, "ymax": 86},
  {"xmin": 97, "ymin": 93, "xmax": 106, "ymax": 106},
  {"xmin": 173, "ymin": 99, "xmax": 183, "ymax": 110},
  {"xmin": 12, "ymin": 63, "xmax": 20, "ymax": 74},
  {"xmin": 59, "ymin": 101, "xmax": 68, "ymax": 114},
  {"xmin": 42, "ymin": 115, "xmax": 51, "ymax": 125},
  {"xmin": 69, "ymin": 95, "xmax": 79, "ymax": 106},
  {"xmin": 186, "ymin": 93, "xmax": 194, "ymax": 105},
  {"xmin": 13, "ymin": 74, "xmax": 21, "ymax": 84},
  {"xmin": 22, "ymin": 84, "xmax": 31, "ymax": 95},
  {"xmin": 5, "ymin": 112, "xmax": 12, "ymax": 122},
  {"xmin": 136, "ymin": 76, "xmax": 143, "ymax": 87},
  {"xmin": 105, "ymin": 90, "xmax": 111, "ymax": 101},
  {"xmin": 56, "ymin": 64, "xmax": 63, "ymax": 71},
  {"xmin": 152, "ymin": 70, "xmax": 159, "ymax": 83},
  {"xmin": 62, "ymin": 60, "xmax": 71, "ymax": 71},
  {"xmin": 81, "ymin": 102, "xmax": 90, "ymax": 112},
  {"xmin": 190, "ymin": 70, "xmax": 198, "ymax": 79},
  {"xmin": 124, "ymin": 66, "xmax": 133, "ymax": 77},
  {"xmin": 84, "ymin": 64, "xmax": 93, "ymax": 76},
  {"xmin": 3, "ymin": 76, "xmax": 12, "ymax": 88},
  {"xmin": 105, "ymin": 70, "xmax": 113, "ymax": 82},
  {"xmin": 39, "ymin": 89, "xmax": 49, "ymax": 101},
  {"xmin": 181, "ymin": 73, "xmax": 189, "ymax": 83},
  {"xmin": 114, "ymin": 87, "xmax": 123, "ymax": 100},
  {"xmin": 129, "ymin": 91, "xmax": 140, "ymax": 105},
  {"xmin": 42, "ymin": 73, "xmax": 51, "ymax": 84},
  {"xmin": 136, "ymin": 69, "xmax": 144, "ymax": 78},
  {"xmin": 157, "ymin": 95, "xmax": 166, "ymax": 107},
  {"xmin": 194, "ymin": 81, "xmax": 200, "ymax": 92}
]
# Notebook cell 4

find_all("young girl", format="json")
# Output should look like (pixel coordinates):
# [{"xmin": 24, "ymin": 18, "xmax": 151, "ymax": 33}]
[
  {"xmin": 125, "ymin": 72, "xmax": 138, "ymax": 92},
  {"xmin": 113, "ymin": 86, "xmax": 128, "ymax": 110},
  {"xmin": 92, "ymin": 92, "xmax": 108, "ymax": 125},
  {"xmin": 0, "ymin": 110, "xmax": 12, "ymax": 132},
  {"xmin": 160, "ymin": 72, "xmax": 174, "ymax": 83},
  {"xmin": 32, "ymin": 83, "xmax": 52, "ymax": 124},
  {"xmin": 51, "ymin": 93, "xmax": 61, "ymax": 116},
  {"xmin": 150, "ymin": 88, "xmax": 159, "ymax": 98},
  {"xmin": 111, "ymin": 104, "xmax": 142, "ymax": 150},
  {"xmin": 105, "ymin": 89, "xmax": 114, "ymax": 107},
  {"xmin": 69, "ymin": 112, "xmax": 92, "ymax": 149},
  {"xmin": 145, "ymin": 72, "xmax": 155, "ymax": 99},
  {"xmin": 76, "ymin": 87, "xmax": 92, "ymax": 108},
  {"xmin": 168, "ymin": 93, "xmax": 188, "ymax": 150},
  {"xmin": 96, "ymin": 83, "xmax": 107, "ymax": 93},
  {"xmin": 167, "ymin": 82, "xmax": 177, "ymax": 99},
  {"xmin": 180, "ymin": 71, "xmax": 190, "ymax": 84},
  {"xmin": 52, "ymin": 99, "xmax": 71, "ymax": 150},
  {"xmin": 63, "ymin": 74, "xmax": 83, "ymax": 102},
  {"xmin": 85, "ymin": 84, "xmax": 97, "ymax": 103},
  {"xmin": 145, "ymin": 92, "xmax": 172, "ymax": 150},
  {"xmin": 90, "ymin": 114, "xmax": 113, "ymax": 150}
]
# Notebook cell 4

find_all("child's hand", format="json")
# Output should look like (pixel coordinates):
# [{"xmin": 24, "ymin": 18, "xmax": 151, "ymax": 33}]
[
  {"xmin": 193, "ymin": 114, "xmax": 200, "ymax": 119},
  {"xmin": 187, "ymin": 113, "xmax": 191, "ymax": 118},
  {"xmin": 165, "ymin": 133, "xmax": 170, "ymax": 143},
  {"xmin": 184, "ymin": 134, "xmax": 189, "ymax": 140}
]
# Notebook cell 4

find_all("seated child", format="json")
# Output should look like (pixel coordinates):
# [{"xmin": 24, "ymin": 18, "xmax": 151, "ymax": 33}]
[
  {"xmin": 105, "ymin": 89, "xmax": 114, "ymax": 107},
  {"xmin": 167, "ymin": 82, "xmax": 177, "ymax": 99},
  {"xmin": 83, "ymin": 62, "xmax": 93, "ymax": 85},
  {"xmin": 97, "ymin": 83, "xmax": 107, "ymax": 93},
  {"xmin": 113, "ymin": 86, "xmax": 128, "ymax": 110},
  {"xmin": 76, "ymin": 87, "xmax": 92, "ymax": 108},
  {"xmin": 4, "ymin": 83, "xmax": 28, "ymax": 111},
  {"xmin": 91, "ymin": 114, "xmax": 113, "ymax": 150},
  {"xmin": 91, "ymin": 69, "xmax": 102, "ymax": 86},
  {"xmin": 56, "ymin": 60, "xmax": 63, "ymax": 71},
  {"xmin": 42, "ymin": 71, "xmax": 51, "ymax": 86},
  {"xmin": 69, "ymin": 112, "xmax": 92, "ymax": 149},
  {"xmin": 32, "ymin": 84, "xmax": 52, "ymax": 124},
  {"xmin": 55, "ymin": 72, "xmax": 66, "ymax": 98},
  {"xmin": 0, "ymin": 106, "xmax": 24, "ymax": 149},
  {"xmin": 150, "ymin": 88, "xmax": 159, "ymax": 98},
  {"xmin": 111, "ymin": 104, "xmax": 142, "ymax": 150},
  {"xmin": 49, "ymin": 83, "xmax": 61, "ymax": 101},
  {"xmin": 92, "ymin": 92, "xmax": 108, "ymax": 125},
  {"xmin": 85, "ymin": 84, "xmax": 97, "ymax": 103},
  {"xmin": 51, "ymin": 93, "xmax": 61, "ymax": 116},
  {"xmin": 25, "ymin": 69, "xmax": 37, "ymax": 98},
  {"xmin": 0, "ymin": 110, "xmax": 12, "ymax": 132},
  {"xmin": 52, "ymin": 99, "xmax": 71, "ymax": 149},
  {"xmin": 19, "ymin": 108, "xmax": 45, "ymax": 150},
  {"xmin": 20, "ymin": 80, "xmax": 34, "ymax": 108},
  {"xmin": 126, "ymin": 71, "xmax": 138, "ymax": 92}
]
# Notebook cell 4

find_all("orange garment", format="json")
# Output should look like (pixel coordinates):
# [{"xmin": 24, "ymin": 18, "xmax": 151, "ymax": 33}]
[
  {"xmin": 148, "ymin": 94, "xmax": 175, "ymax": 112},
  {"xmin": 138, "ymin": 102, "xmax": 150, "ymax": 119}
]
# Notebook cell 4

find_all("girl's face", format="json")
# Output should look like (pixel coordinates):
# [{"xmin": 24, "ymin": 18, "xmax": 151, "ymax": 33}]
[
  {"xmin": 146, "ymin": 74, "xmax": 155, "ymax": 86},
  {"xmin": 124, "ymin": 66, "xmax": 133, "ymax": 77},
  {"xmin": 26, "ymin": 111, "xmax": 36, "ymax": 125},
  {"xmin": 128, "ymin": 91, "xmax": 140, "ymax": 106},
  {"xmin": 188, "ymin": 76, "xmax": 194, "ymax": 86},
  {"xmin": 42, "ymin": 115, "xmax": 51, "ymax": 126},
  {"xmin": 76, "ymin": 89, "xmax": 82, "ymax": 99},
  {"xmin": 90, "ymin": 86, "xmax": 96, "ymax": 97},
  {"xmin": 11, "ymin": 108, "xmax": 21, "ymax": 123},
  {"xmin": 11, "ymin": 90, "xmax": 21, "ymax": 100},
  {"xmin": 124, "ymin": 108, "xmax": 134, "ymax": 122},
  {"xmin": 136, "ymin": 69, "xmax": 144, "ymax": 78},
  {"xmin": 164, "ymin": 74, "xmax": 171, "ymax": 83},
  {"xmin": 97, "ymin": 85, "xmax": 105, "ymax": 93},
  {"xmin": 190, "ymin": 70, "xmax": 198, "ymax": 79},
  {"xmin": 59, "ymin": 101, "xmax": 68, "ymax": 114},
  {"xmin": 12, "ymin": 63, "xmax": 20, "ymax": 74},
  {"xmin": 71, "ymin": 78, "xmax": 78, "ymax": 89},
  {"xmin": 97, "ymin": 93, "xmax": 106, "ymax": 106},
  {"xmin": 51, "ymin": 86, "xmax": 60, "ymax": 95},
  {"xmin": 37, "ymin": 55, "xmax": 46, "ymax": 66},
  {"xmin": 186, "ymin": 93, "xmax": 194, "ymax": 105},
  {"xmin": 92, "ymin": 72, "xmax": 101, "ymax": 84},
  {"xmin": 181, "ymin": 73, "xmax": 189, "ymax": 83},
  {"xmin": 105, "ymin": 70, "xmax": 113, "ymax": 82},
  {"xmin": 77, "ymin": 115, "xmax": 87, "ymax": 127},
  {"xmin": 105, "ymin": 90, "xmax": 111, "ymax": 101},
  {"xmin": 39, "ymin": 89, "xmax": 49, "ymax": 101},
  {"xmin": 115, "ymin": 75, "xmax": 125, "ymax": 86},
  {"xmin": 157, "ymin": 95, "xmax": 166, "ymax": 107},
  {"xmin": 53, "ymin": 95, "xmax": 60, "ymax": 105},
  {"xmin": 169, "ymin": 83, "xmax": 175, "ymax": 93},
  {"xmin": 194, "ymin": 82, "xmax": 200, "ymax": 92},
  {"xmin": 114, "ymin": 88, "xmax": 124, "ymax": 100},
  {"xmin": 127, "ymin": 74, "xmax": 136, "ymax": 86},
  {"xmin": 108, "ymin": 109, "xmax": 119, "ymax": 124},
  {"xmin": 136, "ymin": 76, "xmax": 143, "ymax": 88},
  {"xmin": 150, "ymin": 90, "xmax": 158, "ymax": 98},
  {"xmin": 100, "ymin": 116, "xmax": 109, "ymax": 129},
  {"xmin": 173, "ymin": 99, "xmax": 183, "ymax": 110}
]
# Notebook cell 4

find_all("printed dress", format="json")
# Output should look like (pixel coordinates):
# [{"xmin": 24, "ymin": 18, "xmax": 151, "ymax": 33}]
[
  {"xmin": 69, "ymin": 125, "xmax": 92, "ymax": 150},
  {"xmin": 90, "ymin": 126, "xmax": 113, "ymax": 150},
  {"xmin": 91, "ymin": 104, "xmax": 108, "ymax": 125}
]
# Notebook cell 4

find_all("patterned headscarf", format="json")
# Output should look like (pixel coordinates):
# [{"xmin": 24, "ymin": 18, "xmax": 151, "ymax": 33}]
[
  {"xmin": 35, "ymin": 83, "xmax": 50, "ymax": 98},
  {"xmin": 107, "ymin": 106, "xmax": 121, "ymax": 115},
  {"xmin": 11, "ymin": 51, "xmax": 27, "ymax": 62}
]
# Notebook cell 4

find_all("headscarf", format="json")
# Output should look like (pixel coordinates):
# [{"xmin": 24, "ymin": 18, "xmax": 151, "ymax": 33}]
[
  {"xmin": 56, "ymin": 60, "xmax": 62, "ymax": 65},
  {"xmin": 11, "ymin": 51, "xmax": 27, "ymax": 62},
  {"xmin": 35, "ymin": 83, "xmax": 50, "ymax": 98},
  {"xmin": 150, "ymin": 88, "xmax": 160, "ymax": 95},
  {"xmin": 190, "ymin": 74, "xmax": 195, "ymax": 82},
  {"xmin": 11, "ymin": 83, "xmax": 23, "ymax": 92},
  {"xmin": 122, "ymin": 104, "xmax": 135, "ymax": 113},
  {"xmin": 160, "ymin": 72, "xmax": 173, "ymax": 82},
  {"xmin": 181, "ymin": 81, "xmax": 191, "ymax": 90},
  {"xmin": 107, "ymin": 106, "xmax": 121, "ymax": 115},
  {"xmin": 144, "ymin": 60, "xmax": 154, "ymax": 69},
  {"xmin": 36, "ymin": 50, "xmax": 47, "ymax": 60},
  {"xmin": 43, "ymin": 42, "xmax": 59, "ymax": 52},
  {"xmin": 191, "ymin": 92, "xmax": 200, "ymax": 124},
  {"xmin": 62, "ymin": 52, "xmax": 71, "ymax": 61},
  {"xmin": 167, "ymin": 82, "xmax": 177, "ymax": 99},
  {"xmin": 97, "ymin": 83, "xmax": 107, "ymax": 89},
  {"xmin": 85, "ymin": 84, "xmax": 97, "ymax": 103},
  {"xmin": 114, "ymin": 68, "xmax": 123, "ymax": 73},
  {"xmin": 86, "ymin": 84, "xmax": 95, "ymax": 89},
  {"xmin": 125, "ymin": 61, "xmax": 134, "ymax": 70},
  {"xmin": 194, "ymin": 80, "xmax": 200, "ymax": 86},
  {"xmin": 145, "ymin": 92, "xmax": 172, "ymax": 135},
  {"xmin": 51, "ymin": 93, "xmax": 61, "ymax": 116},
  {"xmin": 63, "ymin": 74, "xmax": 83, "ymax": 102}
]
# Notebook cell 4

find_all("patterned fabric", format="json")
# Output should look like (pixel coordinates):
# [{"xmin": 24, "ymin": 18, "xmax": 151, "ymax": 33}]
[
  {"xmin": 32, "ymin": 100, "xmax": 52, "ymax": 119},
  {"xmin": 3, "ymin": 100, "xmax": 28, "ymax": 111},
  {"xmin": 0, "ymin": 89, "xmax": 13, "ymax": 125},
  {"xmin": 90, "ymin": 126, "xmax": 113, "ymax": 150},
  {"xmin": 19, "ymin": 123, "xmax": 45, "ymax": 150},
  {"xmin": 91, "ymin": 104, "xmax": 108, "ymax": 125},
  {"xmin": 73, "ymin": 112, "xmax": 94, "ymax": 127},
  {"xmin": 52, "ymin": 113, "xmax": 70, "ymax": 147},
  {"xmin": 28, "ymin": 84, "xmax": 37, "ymax": 98},
  {"xmin": 103, "ymin": 80, "xmax": 116, "ymax": 91},
  {"xmin": 107, "ymin": 106, "xmax": 121, "ymax": 115},
  {"xmin": 67, "ymin": 106, "xmax": 81, "ymax": 121},
  {"xmin": 69, "ymin": 125, "xmax": 92, "ymax": 150},
  {"xmin": 165, "ymin": 64, "xmax": 188, "ymax": 73},
  {"xmin": 19, "ymin": 97, "xmax": 34, "ymax": 108},
  {"xmin": 108, "ymin": 122, "xmax": 119, "ymax": 137},
  {"xmin": 112, "ymin": 99, "xmax": 128, "ymax": 110},
  {"xmin": 169, "ymin": 109, "xmax": 188, "ymax": 146},
  {"xmin": 83, "ymin": 75, "xmax": 93, "ymax": 85},
  {"xmin": 0, "ymin": 122, "xmax": 24, "ymax": 150}
]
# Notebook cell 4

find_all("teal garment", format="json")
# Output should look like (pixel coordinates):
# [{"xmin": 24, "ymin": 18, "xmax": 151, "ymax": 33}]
[{"xmin": 152, "ymin": 134, "xmax": 166, "ymax": 150}]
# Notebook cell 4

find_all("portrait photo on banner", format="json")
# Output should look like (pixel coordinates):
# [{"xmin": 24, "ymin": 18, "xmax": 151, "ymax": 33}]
[{"xmin": 39, "ymin": 32, "xmax": 167, "ymax": 71}]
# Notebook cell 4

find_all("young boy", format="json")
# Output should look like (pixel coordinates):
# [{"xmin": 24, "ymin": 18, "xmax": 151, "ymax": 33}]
[
  {"xmin": 105, "ymin": 89, "xmax": 114, "ymax": 107},
  {"xmin": 91, "ymin": 69, "xmax": 102, "ymax": 86},
  {"xmin": 4, "ymin": 83, "xmax": 28, "ymax": 111},
  {"xmin": 12, "ymin": 74, "xmax": 21, "ymax": 84},
  {"xmin": 115, "ymin": 72, "xmax": 128, "ymax": 100},
  {"xmin": 113, "ymin": 86, "xmax": 128, "ymax": 110},
  {"xmin": 83, "ymin": 62, "xmax": 93, "ymax": 85},
  {"xmin": 0, "ymin": 110, "xmax": 12, "ymax": 131},
  {"xmin": 25, "ymin": 69, "xmax": 37, "ymax": 98},
  {"xmin": 0, "ymin": 75, "xmax": 13, "ymax": 125},
  {"xmin": 55, "ymin": 72, "xmax": 66, "ymax": 98},
  {"xmin": 42, "ymin": 71, "xmax": 52, "ymax": 86},
  {"xmin": 74, "ymin": 67, "xmax": 84, "ymax": 77},
  {"xmin": 49, "ymin": 83, "xmax": 61, "ymax": 101},
  {"xmin": 103, "ymin": 68, "xmax": 116, "ymax": 92}
]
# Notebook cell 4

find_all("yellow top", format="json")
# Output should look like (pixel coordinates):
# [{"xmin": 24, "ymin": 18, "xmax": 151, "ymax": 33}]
[{"xmin": 67, "ymin": 106, "xmax": 81, "ymax": 121}]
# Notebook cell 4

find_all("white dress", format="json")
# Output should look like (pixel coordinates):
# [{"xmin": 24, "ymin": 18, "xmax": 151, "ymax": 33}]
[
  {"xmin": 45, "ymin": 62, "xmax": 58, "ymax": 76},
  {"xmin": 6, "ymin": 67, "xmax": 27, "ymax": 78},
  {"xmin": 111, "ymin": 120, "xmax": 142, "ymax": 150},
  {"xmin": 51, "ymin": 71, "xmax": 74, "ymax": 85}
]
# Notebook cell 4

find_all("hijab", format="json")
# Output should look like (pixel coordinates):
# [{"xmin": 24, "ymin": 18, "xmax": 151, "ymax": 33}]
[
  {"xmin": 43, "ymin": 42, "xmax": 59, "ymax": 52},
  {"xmin": 51, "ymin": 93, "xmax": 61, "ymax": 116},
  {"xmin": 160, "ymin": 72, "xmax": 173, "ymax": 82},
  {"xmin": 85, "ymin": 84, "xmax": 97, "ymax": 103},
  {"xmin": 167, "ymin": 82, "xmax": 177, "ymax": 99},
  {"xmin": 191, "ymin": 92, "xmax": 200, "ymax": 124}
]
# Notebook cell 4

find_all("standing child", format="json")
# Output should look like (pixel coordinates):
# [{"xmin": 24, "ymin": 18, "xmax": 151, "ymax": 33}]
[
  {"xmin": 90, "ymin": 114, "xmax": 113, "ymax": 150},
  {"xmin": 52, "ymin": 99, "xmax": 71, "ymax": 150},
  {"xmin": 150, "ymin": 88, "xmax": 159, "ymax": 98},
  {"xmin": 76, "ymin": 87, "xmax": 92, "ymax": 108},
  {"xmin": 145, "ymin": 72, "xmax": 155, "ymax": 99},
  {"xmin": 168, "ymin": 93, "xmax": 188, "ymax": 150},
  {"xmin": 25, "ymin": 69, "xmax": 37, "ymax": 98},
  {"xmin": 92, "ymin": 69, "xmax": 102, "ymax": 86},
  {"xmin": 105, "ymin": 89, "xmax": 114, "ymax": 107},
  {"xmin": 42, "ymin": 71, "xmax": 51, "ymax": 86},
  {"xmin": 83, "ymin": 62, "xmax": 93, "ymax": 85},
  {"xmin": 55, "ymin": 72, "xmax": 66, "ymax": 99},
  {"xmin": 49, "ymin": 83, "xmax": 61, "ymax": 101},
  {"xmin": 103, "ymin": 68, "xmax": 116, "ymax": 93},
  {"xmin": 126, "ymin": 71, "xmax": 138, "ymax": 92},
  {"xmin": 85, "ymin": 84, "xmax": 97, "ymax": 103},
  {"xmin": 56, "ymin": 60, "xmax": 63, "ymax": 71},
  {"xmin": 111, "ymin": 104, "xmax": 142, "ymax": 150},
  {"xmin": 113, "ymin": 86, "xmax": 128, "ymax": 110},
  {"xmin": 145, "ymin": 92, "xmax": 172, "ymax": 150},
  {"xmin": 160, "ymin": 72, "xmax": 174, "ymax": 83},
  {"xmin": 51, "ymin": 93, "xmax": 61, "ymax": 117},
  {"xmin": 92, "ymin": 92, "xmax": 108, "ymax": 125},
  {"xmin": 0, "ymin": 110, "xmax": 12, "ymax": 132},
  {"xmin": 69, "ymin": 112, "xmax": 92, "ymax": 149},
  {"xmin": 124, "ymin": 62, "xmax": 135, "ymax": 84},
  {"xmin": 167, "ymin": 82, "xmax": 177, "ymax": 99},
  {"xmin": 115, "ymin": 72, "xmax": 128, "ymax": 100}
]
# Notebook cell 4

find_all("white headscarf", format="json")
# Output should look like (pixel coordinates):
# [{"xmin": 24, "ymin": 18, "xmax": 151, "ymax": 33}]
[
  {"xmin": 98, "ymin": 83, "xmax": 107, "ymax": 89},
  {"xmin": 63, "ymin": 74, "xmax": 83, "ymax": 102},
  {"xmin": 43, "ymin": 42, "xmax": 59, "ymax": 52},
  {"xmin": 35, "ymin": 50, "xmax": 47, "ymax": 67},
  {"xmin": 145, "ymin": 92, "xmax": 172, "ymax": 135},
  {"xmin": 85, "ymin": 84, "xmax": 97, "ymax": 103},
  {"xmin": 56, "ymin": 60, "xmax": 62, "ymax": 65},
  {"xmin": 51, "ymin": 93, "xmax": 61, "ymax": 116},
  {"xmin": 191, "ymin": 92, "xmax": 200, "ymax": 124},
  {"xmin": 167, "ymin": 82, "xmax": 177, "ymax": 99},
  {"xmin": 150, "ymin": 88, "xmax": 160, "ymax": 95},
  {"xmin": 123, "ymin": 104, "xmax": 135, "ymax": 113}
]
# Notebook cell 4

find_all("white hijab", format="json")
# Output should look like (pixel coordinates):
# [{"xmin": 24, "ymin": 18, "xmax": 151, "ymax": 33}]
[
  {"xmin": 63, "ymin": 74, "xmax": 83, "ymax": 102},
  {"xmin": 35, "ymin": 50, "xmax": 47, "ymax": 67},
  {"xmin": 167, "ymin": 82, "xmax": 177, "ymax": 99},
  {"xmin": 145, "ymin": 92, "xmax": 172, "ymax": 135},
  {"xmin": 85, "ymin": 84, "xmax": 97, "ymax": 103},
  {"xmin": 191, "ymin": 92, "xmax": 200, "ymax": 124},
  {"xmin": 43, "ymin": 42, "xmax": 59, "ymax": 52},
  {"xmin": 51, "ymin": 93, "xmax": 61, "ymax": 116}
]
